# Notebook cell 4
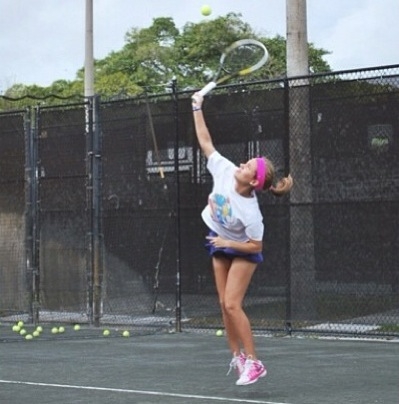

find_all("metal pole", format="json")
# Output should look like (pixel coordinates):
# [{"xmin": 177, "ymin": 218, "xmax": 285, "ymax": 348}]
[
  {"xmin": 283, "ymin": 78, "xmax": 292, "ymax": 336},
  {"xmin": 286, "ymin": 0, "xmax": 316, "ymax": 323},
  {"xmin": 84, "ymin": 0, "xmax": 100, "ymax": 325},
  {"xmin": 24, "ymin": 108, "xmax": 35, "ymax": 323},
  {"xmin": 31, "ymin": 108, "xmax": 41, "ymax": 325},
  {"xmin": 84, "ymin": 0, "xmax": 94, "ymax": 97},
  {"xmin": 85, "ymin": 98, "xmax": 94, "ymax": 324},
  {"xmin": 92, "ymin": 95, "xmax": 103, "ymax": 327},
  {"xmin": 24, "ymin": 107, "xmax": 41, "ymax": 325},
  {"xmin": 171, "ymin": 78, "xmax": 182, "ymax": 332},
  {"xmin": 286, "ymin": 0, "xmax": 309, "ymax": 77}
]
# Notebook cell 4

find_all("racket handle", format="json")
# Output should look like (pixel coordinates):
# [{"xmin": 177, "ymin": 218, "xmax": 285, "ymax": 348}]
[{"xmin": 198, "ymin": 82, "xmax": 217, "ymax": 96}]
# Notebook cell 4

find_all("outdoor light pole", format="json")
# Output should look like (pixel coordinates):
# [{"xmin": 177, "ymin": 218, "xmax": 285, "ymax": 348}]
[
  {"xmin": 286, "ymin": 0, "xmax": 316, "ymax": 324},
  {"xmin": 84, "ymin": 0, "xmax": 103, "ymax": 327},
  {"xmin": 85, "ymin": 0, "xmax": 94, "ymax": 97}
]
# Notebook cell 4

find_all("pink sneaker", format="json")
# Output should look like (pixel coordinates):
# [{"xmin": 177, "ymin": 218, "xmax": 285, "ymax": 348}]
[
  {"xmin": 226, "ymin": 352, "xmax": 246, "ymax": 377},
  {"xmin": 235, "ymin": 358, "xmax": 267, "ymax": 385}
]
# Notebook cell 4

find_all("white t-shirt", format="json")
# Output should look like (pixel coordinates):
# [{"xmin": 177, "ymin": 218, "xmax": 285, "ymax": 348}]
[{"xmin": 201, "ymin": 151, "xmax": 264, "ymax": 242}]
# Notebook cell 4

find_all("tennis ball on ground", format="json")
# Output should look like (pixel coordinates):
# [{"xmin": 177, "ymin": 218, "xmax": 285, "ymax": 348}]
[
  {"xmin": 12, "ymin": 325, "xmax": 20, "ymax": 332},
  {"xmin": 216, "ymin": 329, "xmax": 223, "ymax": 337},
  {"xmin": 51, "ymin": 327, "xmax": 59, "ymax": 334},
  {"xmin": 73, "ymin": 324, "xmax": 81, "ymax": 331},
  {"xmin": 17, "ymin": 321, "xmax": 24, "ymax": 327},
  {"xmin": 25, "ymin": 334, "xmax": 33, "ymax": 340},
  {"xmin": 201, "ymin": 4, "xmax": 212, "ymax": 16},
  {"xmin": 36, "ymin": 326, "xmax": 43, "ymax": 333},
  {"xmin": 19, "ymin": 329, "xmax": 27, "ymax": 336},
  {"xmin": 32, "ymin": 330, "xmax": 40, "ymax": 337},
  {"xmin": 122, "ymin": 330, "xmax": 130, "ymax": 337},
  {"xmin": 103, "ymin": 329, "xmax": 110, "ymax": 336},
  {"xmin": 58, "ymin": 326, "xmax": 65, "ymax": 333}
]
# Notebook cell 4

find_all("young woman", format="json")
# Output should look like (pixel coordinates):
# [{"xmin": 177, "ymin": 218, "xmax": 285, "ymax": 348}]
[{"xmin": 192, "ymin": 92, "xmax": 293, "ymax": 386}]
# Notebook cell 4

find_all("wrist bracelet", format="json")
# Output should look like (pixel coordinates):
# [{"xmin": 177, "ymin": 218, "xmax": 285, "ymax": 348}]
[{"xmin": 192, "ymin": 106, "xmax": 202, "ymax": 111}]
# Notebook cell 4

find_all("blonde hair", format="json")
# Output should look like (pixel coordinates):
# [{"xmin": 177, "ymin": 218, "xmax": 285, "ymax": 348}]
[{"xmin": 263, "ymin": 158, "xmax": 293, "ymax": 197}]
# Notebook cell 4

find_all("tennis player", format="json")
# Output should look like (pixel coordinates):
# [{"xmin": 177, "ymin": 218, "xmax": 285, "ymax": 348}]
[{"xmin": 192, "ymin": 92, "xmax": 293, "ymax": 386}]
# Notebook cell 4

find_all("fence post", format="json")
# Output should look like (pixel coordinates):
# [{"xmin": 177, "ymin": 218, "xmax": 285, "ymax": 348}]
[
  {"xmin": 171, "ymin": 79, "xmax": 182, "ymax": 332},
  {"xmin": 85, "ymin": 95, "xmax": 104, "ymax": 327},
  {"xmin": 287, "ymin": 76, "xmax": 317, "ymax": 325},
  {"xmin": 24, "ymin": 107, "xmax": 40, "ymax": 324},
  {"xmin": 92, "ymin": 95, "xmax": 103, "ymax": 327},
  {"xmin": 283, "ymin": 80, "xmax": 292, "ymax": 335},
  {"xmin": 85, "ymin": 98, "xmax": 93, "ymax": 324}
]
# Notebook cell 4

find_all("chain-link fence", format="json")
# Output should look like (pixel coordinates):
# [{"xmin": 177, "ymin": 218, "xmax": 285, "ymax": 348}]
[{"xmin": 1, "ymin": 65, "xmax": 398, "ymax": 338}]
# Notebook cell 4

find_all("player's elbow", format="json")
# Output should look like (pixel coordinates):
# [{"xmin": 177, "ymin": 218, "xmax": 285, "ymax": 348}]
[
  {"xmin": 249, "ymin": 240, "xmax": 263, "ymax": 253},
  {"xmin": 254, "ymin": 245, "xmax": 263, "ymax": 254}
]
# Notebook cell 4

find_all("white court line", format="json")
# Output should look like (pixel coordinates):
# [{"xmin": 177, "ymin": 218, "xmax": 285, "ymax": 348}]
[{"xmin": 0, "ymin": 379, "xmax": 293, "ymax": 404}]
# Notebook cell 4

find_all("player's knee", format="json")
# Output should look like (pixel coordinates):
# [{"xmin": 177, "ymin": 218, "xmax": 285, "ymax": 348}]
[{"xmin": 224, "ymin": 300, "xmax": 241, "ymax": 314}]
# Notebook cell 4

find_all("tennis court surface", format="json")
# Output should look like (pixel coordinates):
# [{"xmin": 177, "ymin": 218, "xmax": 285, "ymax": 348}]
[{"xmin": 1, "ymin": 330, "xmax": 398, "ymax": 404}]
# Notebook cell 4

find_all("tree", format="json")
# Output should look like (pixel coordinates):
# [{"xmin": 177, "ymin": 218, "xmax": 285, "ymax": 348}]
[{"xmin": 0, "ymin": 13, "xmax": 331, "ymax": 109}]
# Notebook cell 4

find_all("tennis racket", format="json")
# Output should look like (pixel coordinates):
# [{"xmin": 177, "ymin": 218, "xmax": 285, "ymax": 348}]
[{"xmin": 198, "ymin": 39, "xmax": 269, "ymax": 96}]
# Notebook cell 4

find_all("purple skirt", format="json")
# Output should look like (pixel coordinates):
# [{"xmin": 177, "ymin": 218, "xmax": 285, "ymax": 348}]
[{"xmin": 205, "ymin": 231, "xmax": 263, "ymax": 264}]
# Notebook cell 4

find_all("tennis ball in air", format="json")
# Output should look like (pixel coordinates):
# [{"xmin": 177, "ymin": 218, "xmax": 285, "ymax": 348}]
[
  {"xmin": 201, "ymin": 5, "xmax": 212, "ymax": 16},
  {"xmin": 103, "ymin": 329, "xmax": 110, "ymax": 336},
  {"xmin": 122, "ymin": 330, "xmax": 130, "ymax": 337},
  {"xmin": 216, "ymin": 329, "xmax": 223, "ymax": 337},
  {"xmin": 51, "ymin": 327, "xmax": 59, "ymax": 334},
  {"xmin": 73, "ymin": 324, "xmax": 81, "ymax": 331}
]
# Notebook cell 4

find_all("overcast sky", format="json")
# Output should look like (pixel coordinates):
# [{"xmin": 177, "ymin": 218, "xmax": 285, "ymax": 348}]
[{"xmin": 0, "ymin": 0, "xmax": 398, "ymax": 92}]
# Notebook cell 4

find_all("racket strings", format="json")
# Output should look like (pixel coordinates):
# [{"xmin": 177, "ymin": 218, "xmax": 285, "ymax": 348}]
[{"xmin": 223, "ymin": 44, "xmax": 265, "ymax": 74}]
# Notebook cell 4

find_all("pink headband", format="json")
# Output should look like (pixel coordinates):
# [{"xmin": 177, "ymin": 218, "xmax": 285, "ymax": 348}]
[{"xmin": 255, "ymin": 157, "xmax": 267, "ymax": 191}]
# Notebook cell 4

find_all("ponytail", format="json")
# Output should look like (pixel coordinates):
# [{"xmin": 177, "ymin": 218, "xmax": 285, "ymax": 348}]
[
  {"xmin": 262, "ymin": 158, "xmax": 293, "ymax": 196},
  {"xmin": 270, "ymin": 174, "xmax": 293, "ymax": 197}
]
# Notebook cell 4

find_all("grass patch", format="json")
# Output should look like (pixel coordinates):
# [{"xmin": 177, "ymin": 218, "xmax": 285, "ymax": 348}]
[{"xmin": 379, "ymin": 324, "xmax": 399, "ymax": 333}]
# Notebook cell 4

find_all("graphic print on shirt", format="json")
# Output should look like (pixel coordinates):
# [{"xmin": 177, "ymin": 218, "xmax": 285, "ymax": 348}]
[{"xmin": 208, "ymin": 193, "xmax": 233, "ymax": 226}]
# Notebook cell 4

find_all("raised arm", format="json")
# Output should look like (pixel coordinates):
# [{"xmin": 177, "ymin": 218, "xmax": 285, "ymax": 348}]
[{"xmin": 192, "ymin": 93, "xmax": 215, "ymax": 159}]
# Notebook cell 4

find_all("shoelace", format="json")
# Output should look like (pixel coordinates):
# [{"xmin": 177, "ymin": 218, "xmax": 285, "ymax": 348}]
[
  {"xmin": 226, "ymin": 354, "xmax": 246, "ymax": 376},
  {"xmin": 226, "ymin": 356, "xmax": 240, "ymax": 376}
]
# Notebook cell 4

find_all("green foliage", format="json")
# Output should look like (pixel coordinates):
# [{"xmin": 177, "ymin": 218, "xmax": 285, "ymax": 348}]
[
  {"xmin": 308, "ymin": 43, "xmax": 331, "ymax": 73},
  {"xmin": 1, "ymin": 13, "xmax": 332, "ymax": 110}
]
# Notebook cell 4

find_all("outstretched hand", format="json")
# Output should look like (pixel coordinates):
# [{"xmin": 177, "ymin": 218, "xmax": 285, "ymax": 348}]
[{"xmin": 192, "ymin": 92, "xmax": 204, "ymax": 110}]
